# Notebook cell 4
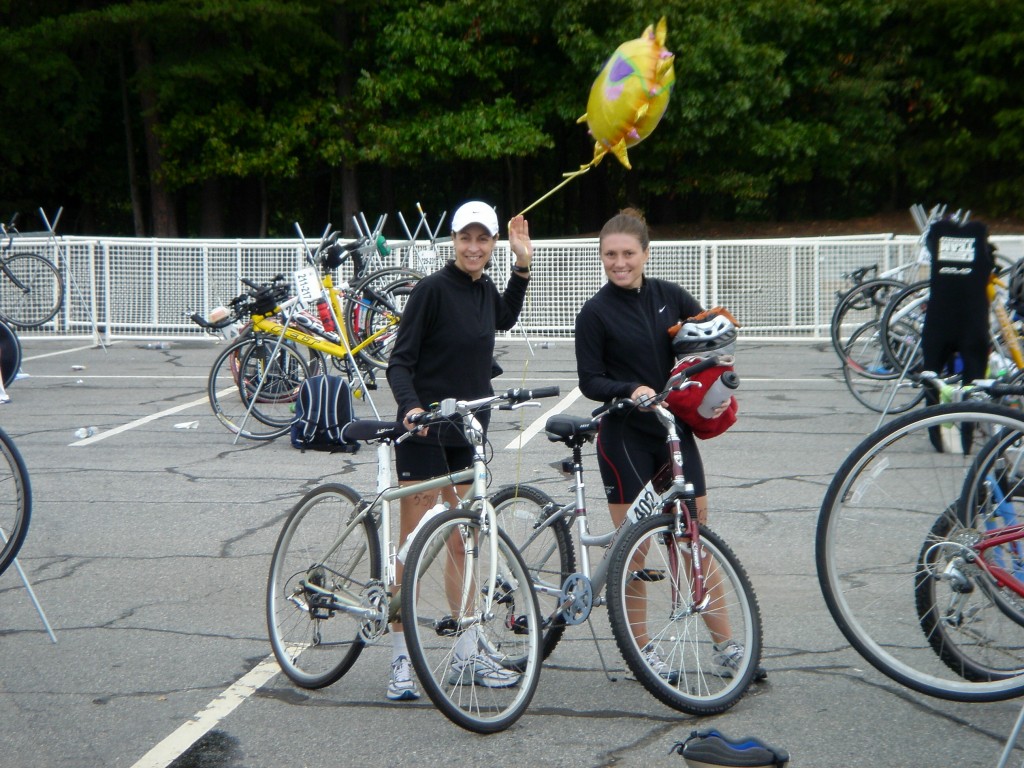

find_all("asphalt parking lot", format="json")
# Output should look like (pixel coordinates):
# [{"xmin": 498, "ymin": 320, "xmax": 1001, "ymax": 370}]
[{"xmin": 2, "ymin": 334, "xmax": 1023, "ymax": 768}]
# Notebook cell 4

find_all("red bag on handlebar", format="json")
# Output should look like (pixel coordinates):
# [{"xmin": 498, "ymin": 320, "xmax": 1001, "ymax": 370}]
[{"xmin": 665, "ymin": 355, "xmax": 738, "ymax": 440}]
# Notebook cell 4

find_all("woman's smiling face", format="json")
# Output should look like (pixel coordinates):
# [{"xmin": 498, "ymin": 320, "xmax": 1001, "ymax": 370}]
[
  {"xmin": 600, "ymin": 232, "xmax": 649, "ymax": 289},
  {"xmin": 453, "ymin": 224, "xmax": 496, "ymax": 280}
]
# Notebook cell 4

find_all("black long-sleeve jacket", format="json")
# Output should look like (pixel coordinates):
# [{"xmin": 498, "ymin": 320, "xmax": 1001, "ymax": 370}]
[
  {"xmin": 386, "ymin": 261, "xmax": 529, "ymax": 443},
  {"xmin": 575, "ymin": 276, "xmax": 702, "ymax": 436}
]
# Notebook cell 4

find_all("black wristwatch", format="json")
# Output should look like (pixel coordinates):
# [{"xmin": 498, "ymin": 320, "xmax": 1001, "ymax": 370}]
[{"xmin": 511, "ymin": 264, "xmax": 531, "ymax": 274}]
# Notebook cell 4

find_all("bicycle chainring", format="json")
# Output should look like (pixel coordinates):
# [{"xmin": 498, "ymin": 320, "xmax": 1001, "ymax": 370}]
[
  {"xmin": 560, "ymin": 573, "xmax": 594, "ymax": 625},
  {"xmin": 358, "ymin": 581, "xmax": 389, "ymax": 643}
]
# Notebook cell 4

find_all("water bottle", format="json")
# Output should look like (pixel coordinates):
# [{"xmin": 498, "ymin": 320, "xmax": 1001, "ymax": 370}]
[
  {"xmin": 74, "ymin": 427, "xmax": 97, "ymax": 439},
  {"xmin": 396, "ymin": 502, "xmax": 449, "ymax": 562},
  {"xmin": 293, "ymin": 311, "xmax": 324, "ymax": 335},
  {"xmin": 697, "ymin": 371, "xmax": 739, "ymax": 419},
  {"xmin": 316, "ymin": 299, "xmax": 337, "ymax": 332}
]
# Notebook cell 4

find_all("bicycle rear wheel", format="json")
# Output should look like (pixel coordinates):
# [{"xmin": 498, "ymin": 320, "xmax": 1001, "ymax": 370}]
[
  {"xmin": 401, "ymin": 508, "xmax": 542, "ymax": 734},
  {"xmin": 879, "ymin": 280, "xmax": 928, "ymax": 373},
  {"xmin": 0, "ymin": 252, "xmax": 63, "ymax": 328},
  {"xmin": 915, "ymin": 426, "xmax": 1024, "ymax": 681},
  {"xmin": 606, "ymin": 512, "xmax": 762, "ymax": 715},
  {"xmin": 830, "ymin": 278, "xmax": 907, "ymax": 365},
  {"xmin": 0, "ymin": 426, "xmax": 31, "ymax": 578},
  {"xmin": 841, "ymin": 319, "xmax": 925, "ymax": 414},
  {"xmin": 266, "ymin": 484, "xmax": 380, "ymax": 689},
  {"xmin": 491, "ymin": 484, "xmax": 575, "ymax": 660},
  {"xmin": 817, "ymin": 402, "xmax": 1024, "ymax": 701},
  {"xmin": 207, "ymin": 335, "xmax": 310, "ymax": 440}
]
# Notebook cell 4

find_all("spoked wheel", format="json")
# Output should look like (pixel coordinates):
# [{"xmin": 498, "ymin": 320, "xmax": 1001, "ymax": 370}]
[
  {"xmin": 401, "ymin": 508, "xmax": 542, "ymax": 733},
  {"xmin": 915, "ymin": 427, "xmax": 1024, "ymax": 681},
  {"xmin": 207, "ymin": 334, "xmax": 311, "ymax": 440},
  {"xmin": 345, "ymin": 270, "xmax": 420, "ymax": 370},
  {"xmin": 606, "ymin": 513, "xmax": 762, "ymax": 715},
  {"xmin": 831, "ymin": 278, "xmax": 908, "ymax": 365},
  {"xmin": 266, "ymin": 484, "xmax": 381, "ymax": 689},
  {"xmin": 491, "ymin": 484, "xmax": 576, "ymax": 660},
  {"xmin": 879, "ymin": 280, "xmax": 928, "ymax": 373},
  {"xmin": 841, "ymin": 319, "xmax": 926, "ymax": 414},
  {"xmin": 0, "ymin": 426, "xmax": 31, "ymax": 578},
  {"xmin": 349, "ymin": 279, "xmax": 414, "ymax": 370},
  {"xmin": 0, "ymin": 252, "xmax": 64, "ymax": 328},
  {"xmin": 817, "ymin": 403, "xmax": 1024, "ymax": 701},
  {"xmin": 0, "ymin": 320, "xmax": 22, "ymax": 387}
]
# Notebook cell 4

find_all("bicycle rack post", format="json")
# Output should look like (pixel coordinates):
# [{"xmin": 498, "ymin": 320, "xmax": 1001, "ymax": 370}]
[
  {"xmin": 874, "ymin": 333, "xmax": 922, "ymax": 430},
  {"xmin": 995, "ymin": 702, "xmax": 1024, "ymax": 768},
  {"xmin": 0, "ymin": 529, "xmax": 57, "ymax": 644}
]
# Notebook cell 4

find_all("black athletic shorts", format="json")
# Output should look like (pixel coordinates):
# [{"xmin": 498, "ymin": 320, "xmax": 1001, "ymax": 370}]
[
  {"xmin": 595, "ymin": 417, "xmax": 706, "ymax": 504},
  {"xmin": 394, "ymin": 437, "xmax": 474, "ymax": 482}
]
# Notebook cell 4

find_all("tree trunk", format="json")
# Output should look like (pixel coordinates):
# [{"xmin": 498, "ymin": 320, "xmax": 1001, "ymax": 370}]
[
  {"xmin": 118, "ymin": 49, "xmax": 145, "ymax": 236},
  {"xmin": 199, "ymin": 179, "xmax": 225, "ymax": 238},
  {"xmin": 335, "ymin": 9, "xmax": 360, "ymax": 238},
  {"xmin": 131, "ymin": 28, "xmax": 178, "ymax": 237}
]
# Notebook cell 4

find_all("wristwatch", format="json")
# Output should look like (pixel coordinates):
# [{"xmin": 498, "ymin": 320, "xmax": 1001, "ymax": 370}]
[{"xmin": 511, "ymin": 264, "xmax": 531, "ymax": 274}]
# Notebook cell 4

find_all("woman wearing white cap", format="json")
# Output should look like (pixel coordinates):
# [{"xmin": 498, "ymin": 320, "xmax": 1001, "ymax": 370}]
[{"xmin": 383, "ymin": 201, "xmax": 532, "ymax": 701}]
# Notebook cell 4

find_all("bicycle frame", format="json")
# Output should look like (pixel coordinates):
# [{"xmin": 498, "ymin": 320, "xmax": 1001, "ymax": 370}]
[
  {"xmin": 300, "ymin": 404, "xmax": 500, "ymax": 636},
  {"xmin": 525, "ymin": 401, "xmax": 706, "ymax": 624},
  {"xmin": 251, "ymin": 276, "xmax": 399, "ymax": 365}
]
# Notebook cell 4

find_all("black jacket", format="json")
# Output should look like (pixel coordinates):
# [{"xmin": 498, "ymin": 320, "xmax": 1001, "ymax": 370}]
[
  {"xmin": 386, "ymin": 261, "xmax": 529, "ymax": 442},
  {"xmin": 575, "ymin": 276, "xmax": 702, "ymax": 436}
]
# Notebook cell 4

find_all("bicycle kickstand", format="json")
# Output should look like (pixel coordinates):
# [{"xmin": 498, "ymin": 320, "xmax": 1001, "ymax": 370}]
[{"xmin": 585, "ymin": 617, "xmax": 619, "ymax": 683}]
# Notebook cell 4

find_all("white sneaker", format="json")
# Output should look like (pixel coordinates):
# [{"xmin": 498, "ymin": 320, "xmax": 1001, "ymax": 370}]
[
  {"xmin": 386, "ymin": 655, "xmax": 420, "ymax": 701},
  {"xmin": 641, "ymin": 643, "xmax": 679, "ymax": 685},
  {"xmin": 448, "ymin": 652, "xmax": 521, "ymax": 688},
  {"xmin": 712, "ymin": 640, "xmax": 744, "ymax": 678}
]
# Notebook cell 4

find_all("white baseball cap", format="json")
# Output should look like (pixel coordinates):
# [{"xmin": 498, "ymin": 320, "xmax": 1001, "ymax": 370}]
[{"xmin": 451, "ymin": 201, "xmax": 499, "ymax": 236}]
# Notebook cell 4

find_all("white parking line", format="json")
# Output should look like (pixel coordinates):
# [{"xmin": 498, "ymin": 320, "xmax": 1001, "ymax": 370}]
[
  {"xmin": 69, "ymin": 394, "xmax": 209, "ymax": 446},
  {"xmin": 505, "ymin": 386, "xmax": 584, "ymax": 450},
  {"xmin": 130, "ymin": 655, "xmax": 281, "ymax": 768},
  {"xmin": 23, "ymin": 342, "xmax": 107, "ymax": 361}
]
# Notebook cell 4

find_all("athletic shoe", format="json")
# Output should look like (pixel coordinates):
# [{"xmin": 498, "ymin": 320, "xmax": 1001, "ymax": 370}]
[
  {"xmin": 712, "ymin": 640, "xmax": 744, "ymax": 678},
  {"xmin": 641, "ymin": 643, "xmax": 679, "ymax": 685},
  {"xmin": 447, "ymin": 653, "xmax": 521, "ymax": 688},
  {"xmin": 386, "ymin": 655, "xmax": 420, "ymax": 701}
]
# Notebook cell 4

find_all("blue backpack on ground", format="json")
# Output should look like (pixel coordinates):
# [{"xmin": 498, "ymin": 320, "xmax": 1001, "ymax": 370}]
[
  {"xmin": 670, "ymin": 729, "xmax": 789, "ymax": 768},
  {"xmin": 290, "ymin": 375, "xmax": 360, "ymax": 453}
]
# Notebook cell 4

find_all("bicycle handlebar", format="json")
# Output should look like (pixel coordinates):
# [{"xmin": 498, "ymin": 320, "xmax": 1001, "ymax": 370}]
[
  {"xmin": 339, "ymin": 419, "xmax": 405, "ymax": 443},
  {"xmin": 408, "ymin": 386, "xmax": 562, "ymax": 426},
  {"xmin": 188, "ymin": 311, "xmax": 236, "ymax": 330},
  {"xmin": 591, "ymin": 355, "xmax": 721, "ymax": 418}
]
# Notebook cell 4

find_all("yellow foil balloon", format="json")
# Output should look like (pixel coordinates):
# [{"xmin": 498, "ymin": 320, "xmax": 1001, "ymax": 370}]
[{"xmin": 578, "ymin": 17, "xmax": 675, "ymax": 170}]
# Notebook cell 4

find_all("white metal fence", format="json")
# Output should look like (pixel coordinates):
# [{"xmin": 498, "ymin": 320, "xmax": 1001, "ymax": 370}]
[{"xmin": 9, "ymin": 232, "xmax": 1024, "ymax": 343}]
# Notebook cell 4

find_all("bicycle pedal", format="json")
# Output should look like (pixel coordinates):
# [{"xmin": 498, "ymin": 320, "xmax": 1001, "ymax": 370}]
[
  {"xmin": 630, "ymin": 568, "xmax": 666, "ymax": 582},
  {"xmin": 510, "ymin": 615, "xmax": 531, "ymax": 635}
]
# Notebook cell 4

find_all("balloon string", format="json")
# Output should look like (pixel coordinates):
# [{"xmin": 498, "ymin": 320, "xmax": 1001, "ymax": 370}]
[{"xmin": 516, "ymin": 165, "xmax": 593, "ymax": 217}]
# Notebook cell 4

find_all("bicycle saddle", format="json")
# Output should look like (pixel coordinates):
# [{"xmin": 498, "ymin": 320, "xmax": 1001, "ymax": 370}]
[{"xmin": 544, "ymin": 414, "xmax": 599, "ymax": 444}]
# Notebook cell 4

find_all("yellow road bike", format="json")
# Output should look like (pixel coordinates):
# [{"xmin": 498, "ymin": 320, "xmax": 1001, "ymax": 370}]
[{"xmin": 191, "ymin": 233, "xmax": 420, "ymax": 440}]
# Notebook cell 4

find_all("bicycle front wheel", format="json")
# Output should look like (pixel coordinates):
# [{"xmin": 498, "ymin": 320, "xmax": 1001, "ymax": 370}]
[
  {"xmin": 401, "ymin": 508, "xmax": 542, "ymax": 734},
  {"xmin": 0, "ymin": 426, "xmax": 31, "ymax": 578},
  {"xmin": 0, "ymin": 252, "xmax": 64, "ymax": 328},
  {"xmin": 207, "ymin": 335, "xmax": 310, "ymax": 440},
  {"xmin": 491, "ymin": 484, "xmax": 575, "ymax": 660},
  {"xmin": 266, "ymin": 484, "xmax": 381, "ymax": 689},
  {"xmin": 606, "ymin": 513, "xmax": 762, "ymax": 715},
  {"xmin": 345, "ymin": 274, "xmax": 417, "ymax": 370},
  {"xmin": 817, "ymin": 402, "xmax": 1024, "ymax": 701}
]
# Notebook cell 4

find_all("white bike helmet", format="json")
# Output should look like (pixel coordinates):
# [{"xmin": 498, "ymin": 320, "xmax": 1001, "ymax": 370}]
[{"xmin": 672, "ymin": 312, "xmax": 738, "ymax": 357}]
